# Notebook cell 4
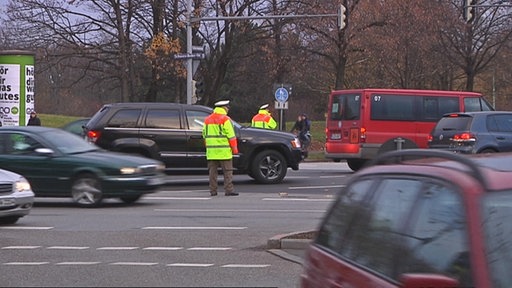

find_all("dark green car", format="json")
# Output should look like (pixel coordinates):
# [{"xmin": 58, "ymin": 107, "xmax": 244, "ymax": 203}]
[{"xmin": 0, "ymin": 126, "xmax": 166, "ymax": 207}]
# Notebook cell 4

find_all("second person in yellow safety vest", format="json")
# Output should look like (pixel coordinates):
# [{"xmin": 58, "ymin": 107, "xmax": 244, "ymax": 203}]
[
  {"xmin": 202, "ymin": 100, "xmax": 239, "ymax": 196},
  {"xmin": 251, "ymin": 104, "xmax": 277, "ymax": 129}
]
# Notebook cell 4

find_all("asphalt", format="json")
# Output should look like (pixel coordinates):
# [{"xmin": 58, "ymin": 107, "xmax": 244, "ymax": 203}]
[{"xmin": 266, "ymin": 231, "xmax": 314, "ymax": 265}]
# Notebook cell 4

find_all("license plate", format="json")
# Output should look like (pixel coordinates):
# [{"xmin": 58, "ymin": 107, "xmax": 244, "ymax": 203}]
[
  {"xmin": 0, "ymin": 198, "xmax": 15, "ymax": 207},
  {"xmin": 331, "ymin": 133, "xmax": 341, "ymax": 140}
]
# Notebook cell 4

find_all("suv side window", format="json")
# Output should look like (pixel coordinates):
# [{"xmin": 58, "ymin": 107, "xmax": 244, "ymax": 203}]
[
  {"xmin": 145, "ymin": 109, "xmax": 181, "ymax": 129},
  {"xmin": 319, "ymin": 177, "xmax": 472, "ymax": 285},
  {"xmin": 315, "ymin": 179, "xmax": 373, "ymax": 252},
  {"xmin": 107, "ymin": 109, "xmax": 141, "ymax": 128},
  {"xmin": 186, "ymin": 110, "xmax": 210, "ymax": 131}
]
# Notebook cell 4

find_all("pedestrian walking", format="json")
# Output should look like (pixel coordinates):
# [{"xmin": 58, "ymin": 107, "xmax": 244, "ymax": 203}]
[
  {"xmin": 27, "ymin": 111, "xmax": 41, "ymax": 126},
  {"xmin": 202, "ymin": 100, "xmax": 239, "ymax": 196},
  {"xmin": 251, "ymin": 103, "xmax": 277, "ymax": 129}
]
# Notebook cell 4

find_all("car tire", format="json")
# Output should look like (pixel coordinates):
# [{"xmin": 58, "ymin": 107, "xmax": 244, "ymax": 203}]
[
  {"xmin": 251, "ymin": 150, "xmax": 287, "ymax": 184},
  {"xmin": 120, "ymin": 195, "xmax": 142, "ymax": 204},
  {"xmin": 71, "ymin": 173, "xmax": 103, "ymax": 207},
  {"xmin": 347, "ymin": 159, "xmax": 367, "ymax": 171},
  {"xmin": 0, "ymin": 216, "xmax": 20, "ymax": 225}
]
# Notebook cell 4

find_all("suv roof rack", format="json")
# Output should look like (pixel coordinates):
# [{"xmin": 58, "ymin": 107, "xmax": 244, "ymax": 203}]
[{"xmin": 367, "ymin": 149, "xmax": 488, "ymax": 190}]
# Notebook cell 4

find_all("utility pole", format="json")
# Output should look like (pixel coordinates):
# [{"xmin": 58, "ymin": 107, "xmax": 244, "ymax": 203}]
[{"xmin": 186, "ymin": 0, "xmax": 193, "ymax": 104}]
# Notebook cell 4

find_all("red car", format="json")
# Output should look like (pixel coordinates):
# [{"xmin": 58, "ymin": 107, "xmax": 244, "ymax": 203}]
[{"xmin": 301, "ymin": 149, "xmax": 512, "ymax": 288}]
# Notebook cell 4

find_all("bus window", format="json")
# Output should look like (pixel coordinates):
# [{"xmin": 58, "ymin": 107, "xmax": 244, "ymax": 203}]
[
  {"xmin": 464, "ymin": 97, "xmax": 494, "ymax": 112},
  {"xmin": 371, "ymin": 94, "xmax": 415, "ymax": 121},
  {"xmin": 423, "ymin": 97, "xmax": 459, "ymax": 121},
  {"xmin": 330, "ymin": 94, "xmax": 361, "ymax": 120}
]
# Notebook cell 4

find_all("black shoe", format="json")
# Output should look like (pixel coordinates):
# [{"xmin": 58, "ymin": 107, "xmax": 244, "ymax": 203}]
[
  {"xmin": 225, "ymin": 192, "xmax": 239, "ymax": 196},
  {"xmin": 210, "ymin": 192, "xmax": 217, "ymax": 196}
]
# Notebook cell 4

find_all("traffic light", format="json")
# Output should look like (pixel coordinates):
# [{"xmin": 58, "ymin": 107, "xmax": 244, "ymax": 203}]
[
  {"xmin": 337, "ymin": 4, "xmax": 347, "ymax": 30},
  {"xmin": 463, "ymin": 0, "xmax": 476, "ymax": 23}
]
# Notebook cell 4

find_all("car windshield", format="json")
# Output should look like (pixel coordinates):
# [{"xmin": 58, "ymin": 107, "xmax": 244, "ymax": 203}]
[
  {"xmin": 42, "ymin": 129, "xmax": 100, "ymax": 154},
  {"xmin": 481, "ymin": 191, "xmax": 512, "ymax": 287}
]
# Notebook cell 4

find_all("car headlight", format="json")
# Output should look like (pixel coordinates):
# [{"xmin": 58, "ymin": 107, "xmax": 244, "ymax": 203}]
[
  {"xmin": 15, "ymin": 177, "xmax": 32, "ymax": 192},
  {"xmin": 291, "ymin": 138, "xmax": 301, "ymax": 148},
  {"xmin": 120, "ymin": 167, "xmax": 141, "ymax": 175}
]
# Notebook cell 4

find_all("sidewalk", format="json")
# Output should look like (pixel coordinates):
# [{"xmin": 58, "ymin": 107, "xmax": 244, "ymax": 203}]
[{"xmin": 266, "ymin": 231, "xmax": 315, "ymax": 265}]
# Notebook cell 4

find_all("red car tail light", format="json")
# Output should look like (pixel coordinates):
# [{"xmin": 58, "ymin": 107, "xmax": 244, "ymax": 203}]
[
  {"xmin": 452, "ymin": 132, "xmax": 476, "ymax": 142},
  {"xmin": 87, "ymin": 130, "xmax": 101, "ymax": 143}
]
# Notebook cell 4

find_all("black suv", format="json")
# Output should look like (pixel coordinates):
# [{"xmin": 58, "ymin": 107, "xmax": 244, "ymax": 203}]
[
  {"xmin": 83, "ymin": 102, "xmax": 303, "ymax": 184},
  {"xmin": 428, "ymin": 111, "xmax": 512, "ymax": 154}
]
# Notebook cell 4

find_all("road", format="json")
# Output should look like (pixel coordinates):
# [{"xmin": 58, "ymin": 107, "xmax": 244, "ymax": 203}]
[{"xmin": 0, "ymin": 161, "xmax": 353, "ymax": 287}]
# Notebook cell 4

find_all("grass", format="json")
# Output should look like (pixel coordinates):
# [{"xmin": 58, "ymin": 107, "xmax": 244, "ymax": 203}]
[{"xmin": 38, "ymin": 114, "xmax": 83, "ymax": 128}]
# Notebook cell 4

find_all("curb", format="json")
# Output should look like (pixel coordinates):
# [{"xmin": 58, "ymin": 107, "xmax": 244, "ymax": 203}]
[
  {"xmin": 266, "ymin": 231, "xmax": 314, "ymax": 265},
  {"xmin": 266, "ymin": 230, "xmax": 313, "ymax": 249}
]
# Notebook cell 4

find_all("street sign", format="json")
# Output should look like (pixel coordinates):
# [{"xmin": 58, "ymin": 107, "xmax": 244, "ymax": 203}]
[
  {"xmin": 275, "ymin": 101, "xmax": 288, "ymax": 109},
  {"xmin": 174, "ymin": 53, "xmax": 205, "ymax": 60},
  {"xmin": 275, "ymin": 87, "xmax": 289, "ymax": 103}
]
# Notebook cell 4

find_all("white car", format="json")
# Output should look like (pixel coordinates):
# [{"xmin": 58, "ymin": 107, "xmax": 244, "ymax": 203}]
[{"xmin": 0, "ymin": 169, "xmax": 34, "ymax": 224}]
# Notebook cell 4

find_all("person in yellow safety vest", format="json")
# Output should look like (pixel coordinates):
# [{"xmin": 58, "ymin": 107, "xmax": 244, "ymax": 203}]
[
  {"xmin": 202, "ymin": 100, "xmax": 239, "ymax": 196},
  {"xmin": 251, "ymin": 103, "xmax": 277, "ymax": 129}
]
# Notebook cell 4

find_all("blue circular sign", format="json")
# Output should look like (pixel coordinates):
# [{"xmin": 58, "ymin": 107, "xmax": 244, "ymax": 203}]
[{"xmin": 275, "ymin": 87, "xmax": 289, "ymax": 103}]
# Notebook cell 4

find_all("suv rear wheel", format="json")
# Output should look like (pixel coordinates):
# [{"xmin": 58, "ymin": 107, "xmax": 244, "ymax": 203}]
[{"xmin": 251, "ymin": 150, "xmax": 287, "ymax": 184}]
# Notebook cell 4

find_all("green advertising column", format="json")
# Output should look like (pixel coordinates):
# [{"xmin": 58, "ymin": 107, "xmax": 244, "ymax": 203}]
[{"xmin": 0, "ymin": 50, "xmax": 35, "ymax": 126}]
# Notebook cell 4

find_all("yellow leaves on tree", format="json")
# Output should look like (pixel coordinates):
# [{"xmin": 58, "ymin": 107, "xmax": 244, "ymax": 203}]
[{"xmin": 144, "ymin": 32, "xmax": 186, "ymax": 78}]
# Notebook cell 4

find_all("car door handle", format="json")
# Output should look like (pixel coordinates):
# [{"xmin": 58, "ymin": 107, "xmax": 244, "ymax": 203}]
[
  {"xmin": 496, "ymin": 137, "xmax": 505, "ymax": 140},
  {"xmin": 189, "ymin": 135, "xmax": 203, "ymax": 139},
  {"xmin": 142, "ymin": 134, "xmax": 156, "ymax": 139}
]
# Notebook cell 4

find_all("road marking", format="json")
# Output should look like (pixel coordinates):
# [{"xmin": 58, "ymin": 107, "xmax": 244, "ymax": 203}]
[
  {"xmin": 288, "ymin": 185, "xmax": 345, "ymax": 190},
  {"xmin": 110, "ymin": 262, "xmax": 158, "ymax": 266},
  {"xmin": 222, "ymin": 264, "xmax": 270, "ymax": 268},
  {"xmin": 48, "ymin": 246, "xmax": 89, "ymax": 250},
  {"xmin": 2, "ymin": 246, "xmax": 40, "ymax": 249},
  {"xmin": 166, "ymin": 263, "xmax": 214, "ymax": 267},
  {"xmin": 319, "ymin": 175, "xmax": 347, "ymax": 178},
  {"xmin": 262, "ymin": 198, "xmax": 332, "ymax": 202},
  {"xmin": 154, "ymin": 209, "xmax": 324, "ymax": 213},
  {"xmin": 3, "ymin": 262, "xmax": 49, "ymax": 265},
  {"xmin": 97, "ymin": 247, "xmax": 139, "ymax": 250},
  {"xmin": 56, "ymin": 262, "xmax": 100, "ymax": 265},
  {"xmin": 143, "ymin": 247, "xmax": 183, "ymax": 251},
  {"xmin": 144, "ymin": 197, "xmax": 211, "ymax": 200},
  {"xmin": 0, "ymin": 226, "xmax": 53, "ymax": 230},
  {"xmin": 142, "ymin": 226, "xmax": 247, "ymax": 230},
  {"xmin": 187, "ymin": 247, "xmax": 231, "ymax": 251}
]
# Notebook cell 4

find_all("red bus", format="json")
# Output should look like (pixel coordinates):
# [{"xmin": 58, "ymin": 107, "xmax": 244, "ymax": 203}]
[{"xmin": 325, "ymin": 88, "xmax": 494, "ymax": 171}]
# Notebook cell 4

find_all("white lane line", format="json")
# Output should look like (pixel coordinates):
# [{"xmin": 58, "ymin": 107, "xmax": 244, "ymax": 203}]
[
  {"xmin": 142, "ymin": 227, "xmax": 247, "ymax": 230},
  {"xmin": 56, "ymin": 262, "xmax": 100, "ymax": 265},
  {"xmin": 109, "ymin": 262, "xmax": 158, "ymax": 266},
  {"xmin": 222, "ymin": 264, "xmax": 270, "ymax": 268},
  {"xmin": 187, "ymin": 247, "xmax": 231, "ymax": 251},
  {"xmin": 142, "ymin": 247, "xmax": 183, "ymax": 251},
  {"xmin": 97, "ymin": 247, "xmax": 139, "ymax": 250},
  {"xmin": 288, "ymin": 185, "xmax": 345, "ymax": 190},
  {"xmin": 0, "ymin": 226, "xmax": 53, "ymax": 230},
  {"xmin": 48, "ymin": 246, "xmax": 89, "ymax": 250},
  {"xmin": 154, "ymin": 209, "xmax": 323, "ymax": 213},
  {"xmin": 262, "ymin": 198, "xmax": 332, "ymax": 202},
  {"xmin": 2, "ymin": 246, "xmax": 41, "ymax": 249},
  {"xmin": 144, "ymin": 197, "xmax": 211, "ymax": 200},
  {"xmin": 3, "ymin": 262, "xmax": 49, "ymax": 265},
  {"xmin": 166, "ymin": 263, "xmax": 213, "ymax": 267}
]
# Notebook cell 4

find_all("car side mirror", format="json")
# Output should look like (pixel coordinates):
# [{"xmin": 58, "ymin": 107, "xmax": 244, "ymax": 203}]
[{"xmin": 400, "ymin": 273, "xmax": 459, "ymax": 288}]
